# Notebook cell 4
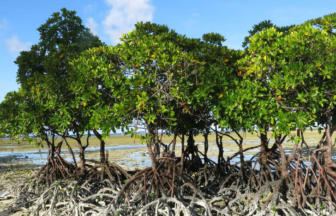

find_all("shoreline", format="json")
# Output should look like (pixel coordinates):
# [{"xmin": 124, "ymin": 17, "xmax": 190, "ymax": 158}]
[{"xmin": 0, "ymin": 132, "xmax": 335, "ymax": 215}]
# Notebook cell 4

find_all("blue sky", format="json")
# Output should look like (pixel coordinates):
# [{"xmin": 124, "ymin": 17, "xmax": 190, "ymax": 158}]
[{"xmin": 0, "ymin": 0, "xmax": 335, "ymax": 102}]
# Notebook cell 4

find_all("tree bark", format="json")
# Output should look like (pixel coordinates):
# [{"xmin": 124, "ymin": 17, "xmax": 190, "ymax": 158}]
[
  {"xmin": 324, "ymin": 115, "xmax": 333, "ymax": 168},
  {"xmin": 187, "ymin": 130, "xmax": 195, "ymax": 161},
  {"xmin": 204, "ymin": 130, "xmax": 209, "ymax": 165},
  {"xmin": 275, "ymin": 135, "xmax": 288, "ymax": 179},
  {"xmin": 93, "ymin": 130, "xmax": 106, "ymax": 163},
  {"xmin": 77, "ymin": 139, "xmax": 86, "ymax": 174},
  {"xmin": 217, "ymin": 134, "xmax": 224, "ymax": 168},
  {"xmin": 147, "ymin": 125, "xmax": 157, "ymax": 170},
  {"xmin": 172, "ymin": 132, "xmax": 177, "ymax": 156},
  {"xmin": 260, "ymin": 132, "xmax": 268, "ymax": 165},
  {"xmin": 93, "ymin": 129, "xmax": 106, "ymax": 179},
  {"xmin": 51, "ymin": 143, "xmax": 56, "ymax": 159},
  {"xmin": 154, "ymin": 122, "xmax": 160, "ymax": 157},
  {"xmin": 56, "ymin": 139, "xmax": 63, "ymax": 155},
  {"xmin": 181, "ymin": 133, "xmax": 185, "ymax": 170}
]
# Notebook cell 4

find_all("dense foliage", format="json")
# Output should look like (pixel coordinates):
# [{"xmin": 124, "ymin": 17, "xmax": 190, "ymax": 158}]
[{"xmin": 1, "ymin": 8, "xmax": 336, "ymax": 216}]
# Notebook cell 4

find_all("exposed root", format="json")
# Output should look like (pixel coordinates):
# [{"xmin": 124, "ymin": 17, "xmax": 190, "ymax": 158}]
[
  {"xmin": 34, "ymin": 154, "xmax": 78, "ymax": 185},
  {"xmin": 1, "ymin": 139, "xmax": 336, "ymax": 216}
]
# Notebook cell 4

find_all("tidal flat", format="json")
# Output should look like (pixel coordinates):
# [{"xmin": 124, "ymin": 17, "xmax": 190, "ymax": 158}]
[{"xmin": 0, "ymin": 130, "xmax": 335, "ymax": 215}]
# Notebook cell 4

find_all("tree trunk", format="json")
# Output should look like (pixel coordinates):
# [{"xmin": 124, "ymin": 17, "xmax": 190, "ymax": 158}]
[
  {"xmin": 216, "ymin": 133, "xmax": 224, "ymax": 169},
  {"xmin": 154, "ymin": 122, "xmax": 160, "ymax": 157},
  {"xmin": 77, "ymin": 140, "xmax": 86, "ymax": 174},
  {"xmin": 275, "ymin": 135, "xmax": 288, "ymax": 179},
  {"xmin": 187, "ymin": 130, "xmax": 195, "ymax": 161},
  {"xmin": 215, "ymin": 125, "xmax": 225, "ymax": 169},
  {"xmin": 204, "ymin": 131, "xmax": 209, "ymax": 165},
  {"xmin": 324, "ymin": 115, "xmax": 333, "ymax": 168},
  {"xmin": 238, "ymin": 140, "xmax": 244, "ymax": 168},
  {"xmin": 172, "ymin": 132, "xmax": 177, "ymax": 156},
  {"xmin": 147, "ymin": 125, "xmax": 157, "ymax": 170},
  {"xmin": 260, "ymin": 132, "xmax": 268, "ymax": 165},
  {"xmin": 93, "ymin": 130, "xmax": 106, "ymax": 163},
  {"xmin": 181, "ymin": 133, "xmax": 185, "ymax": 170},
  {"xmin": 56, "ymin": 140, "xmax": 63, "ymax": 155},
  {"xmin": 93, "ymin": 129, "xmax": 106, "ymax": 179},
  {"xmin": 51, "ymin": 143, "xmax": 56, "ymax": 158}
]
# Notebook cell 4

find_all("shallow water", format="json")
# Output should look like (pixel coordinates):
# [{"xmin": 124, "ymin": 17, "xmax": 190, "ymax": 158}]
[
  {"xmin": 0, "ymin": 141, "xmax": 335, "ymax": 168},
  {"xmin": 116, "ymin": 151, "xmax": 152, "ymax": 168},
  {"xmin": 0, "ymin": 144, "xmax": 148, "ymax": 165}
]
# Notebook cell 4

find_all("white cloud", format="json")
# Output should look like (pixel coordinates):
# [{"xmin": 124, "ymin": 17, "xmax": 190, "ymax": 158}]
[
  {"xmin": 86, "ymin": 17, "xmax": 99, "ymax": 35},
  {"xmin": 103, "ymin": 0, "xmax": 154, "ymax": 44},
  {"xmin": 84, "ymin": 4, "xmax": 95, "ymax": 14},
  {"xmin": 6, "ymin": 36, "xmax": 32, "ymax": 54},
  {"xmin": 0, "ymin": 18, "xmax": 9, "ymax": 31}
]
